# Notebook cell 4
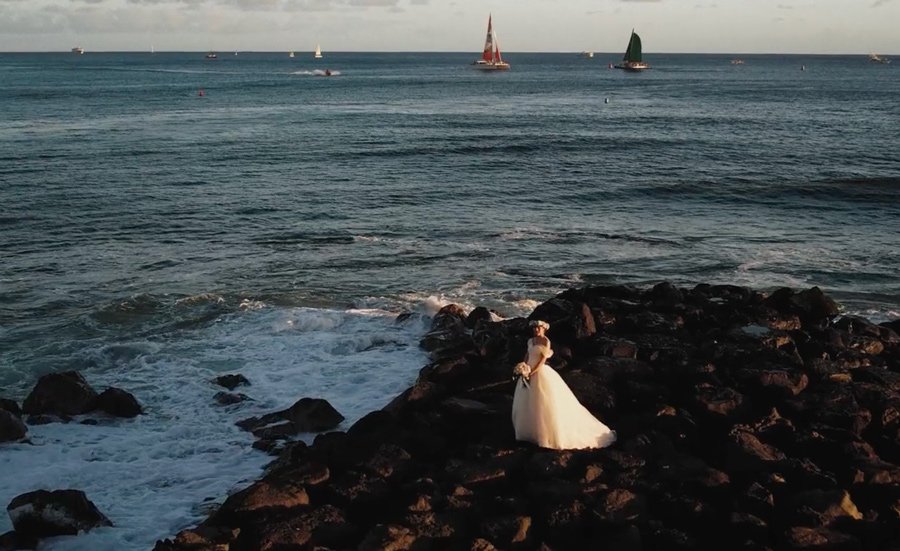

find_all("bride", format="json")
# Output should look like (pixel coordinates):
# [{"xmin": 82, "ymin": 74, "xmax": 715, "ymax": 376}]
[{"xmin": 511, "ymin": 320, "xmax": 616, "ymax": 450}]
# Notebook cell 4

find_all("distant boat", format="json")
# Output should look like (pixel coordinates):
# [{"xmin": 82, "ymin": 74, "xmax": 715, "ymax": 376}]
[
  {"xmin": 71, "ymin": 47, "xmax": 84, "ymax": 55},
  {"xmin": 731, "ymin": 58, "xmax": 745, "ymax": 65},
  {"xmin": 869, "ymin": 53, "xmax": 891, "ymax": 64},
  {"xmin": 472, "ymin": 14, "xmax": 510, "ymax": 71},
  {"xmin": 150, "ymin": 45, "xmax": 155, "ymax": 54},
  {"xmin": 614, "ymin": 29, "xmax": 650, "ymax": 71},
  {"xmin": 581, "ymin": 51, "xmax": 594, "ymax": 59},
  {"xmin": 205, "ymin": 52, "xmax": 217, "ymax": 59},
  {"xmin": 314, "ymin": 44, "xmax": 323, "ymax": 59},
  {"xmin": 289, "ymin": 51, "xmax": 295, "ymax": 58}
]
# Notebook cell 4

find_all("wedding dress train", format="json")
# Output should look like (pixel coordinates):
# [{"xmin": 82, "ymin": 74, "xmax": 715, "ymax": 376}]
[{"xmin": 512, "ymin": 339, "xmax": 616, "ymax": 450}]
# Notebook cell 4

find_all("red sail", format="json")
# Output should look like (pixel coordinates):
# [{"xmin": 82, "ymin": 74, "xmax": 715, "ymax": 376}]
[{"xmin": 482, "ymin": 15, "xmax": 494, "ymax": 62}]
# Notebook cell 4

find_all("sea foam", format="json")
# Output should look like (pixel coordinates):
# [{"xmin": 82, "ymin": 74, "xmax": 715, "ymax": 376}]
[{"xmin": 0, "ymin": 305, "xmax": 429, "ymax": 550}]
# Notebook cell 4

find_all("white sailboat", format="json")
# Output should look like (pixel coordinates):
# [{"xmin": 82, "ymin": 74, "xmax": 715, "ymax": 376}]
[
  {"xmin": 314, "ymin": 44, "xmax": 323, "ymax": 59},
  {"xmin": 472, "ymin": 14, "xmax": 510, "ymax": 70},
  {"xmin": 289, "ymin": 51, "xmax": 295, "ymax": 58}
]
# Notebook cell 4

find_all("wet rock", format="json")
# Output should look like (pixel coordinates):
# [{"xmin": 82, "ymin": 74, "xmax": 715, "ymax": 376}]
[
  {"xmin": 237, "ymin": 397, "xmax": 344, "ymax": 439},
  {"xmin": 0, "ymin": 399, "xmax": 21, "ymax": 417},
  {"xmin": 213, "ymin": 391, "xmax": 250, "ymax": 405},
  {"xmin": 151, "ymin": 283, "xmax": 900, "ymax": 551},
  {"xmin": 0, "ymin": 410, "xmax": 27, "ymax": 443},
  {"xmin": 7, "ymin": 489, "xmax": 112, "ymax": 538},
  {"xmin": 22, "ymin": 371, "xmax": 98, "ymax": 416},
  {"xmin": 0, "ymin": 530, "xmax": 38, "ymax": 550},
  {"xmin": 213, "ymin": 373, "xmax": 250, "ymax": 390},
  {"xmin": 93, "ymin": 387, "xmax": 143, "ymax": 417},
  {"xmin": 431, "ymin": 304, "xmax": 468, "ymax": 331}
]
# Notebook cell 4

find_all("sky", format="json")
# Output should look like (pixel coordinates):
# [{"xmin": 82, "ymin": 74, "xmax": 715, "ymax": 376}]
[{"xmin": 0, "ymin": 0, "xmax": 898, "ymax": 54}]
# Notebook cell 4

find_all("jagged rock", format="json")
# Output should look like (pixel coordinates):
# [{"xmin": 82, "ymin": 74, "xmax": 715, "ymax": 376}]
[
  {"xmin": 431, "ymin": 304, "xmax": 468, "ymax": 331},
  {"xmin": 210, "ymin": 480, "xmax": 309, "ymax": 524},
  {"xmin": 782, "ymin": 526, "xmax": 862, "ymax": 551},
  {"xmin": 7, "ymin": 489, "xmax": 112, "ymax": 538},
  {"xmin": 725, "ymin": 429, "xmax": 786, "ymax": 472},
  {"xmin": 789, "ymin": 490, "xmax": 863, "ymax": 526},
  {"xmin": 236, "ymin": 397, "xmax": 344, "ymax": 439},
  {"xmin": 466, "ymin": 306, "xmax": 495, "ymax": 328},
  {"xmin": 22, "ymin": 371, "xmax": 97, "ymax": 416},
  {"xmin": 0, "ymin": 410, "xmax": 27, "ymax": 443},
  {"xmin": 479, "ymin": 515, "xmax": 531, "ymax": 547},
  {"xmin": 593, "ymin": 489, "xmax": 647, "ymax": 524},
  {"xmin": 358, "ymin": 524, "xmax": 417, "ymax": 551},
  {"xmin": 151, "ymin": 283, "xmax": 900, "ymax": 551},
  {"xmin": 213, "ymin": 373, "xmax": 250, "ymax": 390},
  {"xmin": 93, "ymin": 387, "xmax": 143, "ymax": 417}
]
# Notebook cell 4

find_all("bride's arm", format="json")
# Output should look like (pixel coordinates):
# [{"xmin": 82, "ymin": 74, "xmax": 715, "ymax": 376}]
[{"xmin": 529, "ymin": 336, "xmax": 552, "ymax": 371}]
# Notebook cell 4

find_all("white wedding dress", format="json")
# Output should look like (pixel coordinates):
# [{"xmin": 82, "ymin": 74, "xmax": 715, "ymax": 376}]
[{"xmin": 512, "ymin": 338, "xmax": 617, "ymax": 450}]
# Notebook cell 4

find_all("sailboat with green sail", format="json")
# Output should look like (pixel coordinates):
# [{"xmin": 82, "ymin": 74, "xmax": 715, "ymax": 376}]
[{"xmin": 614, "ymin": 29, "xmax": 650, "ymax": 71}]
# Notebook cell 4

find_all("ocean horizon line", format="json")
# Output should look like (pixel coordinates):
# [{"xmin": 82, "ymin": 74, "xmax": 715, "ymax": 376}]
[{"xmin": 0, "ymin": 50, "xmax": 894, "ymax": 57}]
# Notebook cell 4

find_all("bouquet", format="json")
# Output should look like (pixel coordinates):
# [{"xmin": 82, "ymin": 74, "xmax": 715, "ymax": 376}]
[{"xmin": 513, "ymin": 362, "xmax": 532, "ymax": 387}]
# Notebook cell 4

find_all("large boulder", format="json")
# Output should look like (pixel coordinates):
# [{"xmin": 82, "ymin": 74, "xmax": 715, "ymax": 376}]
[
  {"xmin": 0, "ymin": 410, "xmax": 27, "ymax": 443},
  {"xmin": 0, "ymin": 399, "xmax": 21, "ymax": 416},
  {"xmin": 7, "ymin": 489, "xmax": 112, "ymax": 538},
  {"xmin": 22, "ymin": 372, "xmax": 98, "ymax": 416},
  {"xmin": 93, "ymin": 387, "xmax": 143, "ymax": 418},
  {"xmin": 237, "ymin": 398, "xmax": 344, "ymax": 440},
  {"xmin": 214, "ymin": 373, "xmax": 250, "ymax": 390}
]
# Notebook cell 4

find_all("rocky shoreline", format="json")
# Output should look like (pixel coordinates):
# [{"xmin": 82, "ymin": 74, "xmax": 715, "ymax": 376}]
[
  {"xmin": 7, "ymin": 282, "xmax": 899, "ymax": 550},
  {"xmin": 150, "ymin": 283, "xmax": 899, "ymax": 551}
]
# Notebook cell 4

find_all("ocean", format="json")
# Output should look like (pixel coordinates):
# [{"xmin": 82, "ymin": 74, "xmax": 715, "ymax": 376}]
[{"xmin": 1, "ymin": 51, "xmax": 898, "ymax": 549}]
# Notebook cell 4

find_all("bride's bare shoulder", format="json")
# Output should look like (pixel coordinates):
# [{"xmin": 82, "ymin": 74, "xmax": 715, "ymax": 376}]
[{"xmin": 529, "ymin": 336, "xmax": 550, "ymax": 346}]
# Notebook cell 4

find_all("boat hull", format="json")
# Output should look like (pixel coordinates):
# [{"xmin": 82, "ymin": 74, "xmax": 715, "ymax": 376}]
[
  {"xmin": 615, "ymin": 62, "xmax": 650, "ymax": 71},
  {"xmin": 473, "ymin": 62, "xmax": 510, "ymax": 71}
]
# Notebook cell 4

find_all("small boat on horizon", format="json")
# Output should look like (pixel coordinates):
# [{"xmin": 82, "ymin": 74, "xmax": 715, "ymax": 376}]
[
  {"xmin": 869, "ymin": 53, "xmax": 891, "ymax": 64},
  {"xmin": 472, "ymin": 14, "xmax": 510, "ymax": 71},
  {"xmin": 71, "ymin": 47, "xmax": 84, "ymax": 55},
  {"xmin": 614, "ymin": 29, "xmax": 649, "ymax": 71},
  {"xmin": 581, "ymin": 51, "xmax": 594, "ymax": 59},
  {"xmin": 205, "ymin": 52, "xmax": 218, "ymax": 59},
  {"xmin": 289, "ymin": 51, "xmax": 295, "ymax": 58},
  {"xmin": 731, "ymin": 58, "xmax": 745, "ymax": 65},
  {"xmin": 314, "ymin": 44, "xmax": 323, "ymax": 59}
]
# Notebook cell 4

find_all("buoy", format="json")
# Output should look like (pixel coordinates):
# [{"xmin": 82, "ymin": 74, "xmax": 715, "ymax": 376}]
[
  {"xmin": 605, "ymin": 97, "xmax": 610, "ymax": 104},
  {"xmin": 608, "ymin": 63, "xmax": 613, "ymax": 69},
  {"xmin": 801, "ymin": 65, "xmax": 806, "ymax": 71},
  {"xmin": 198, "ymin": 89, "xmax": 205, "ymax": 96}
]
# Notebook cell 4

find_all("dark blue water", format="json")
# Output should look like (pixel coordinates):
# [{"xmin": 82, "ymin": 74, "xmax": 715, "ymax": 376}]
[
  {"xmin": 2, "ymin": 52, "xmax": 899, "ymax": 377},
  {"xmin": 1, "ymin": 52, "xmax": 899, "ymax": 548}
]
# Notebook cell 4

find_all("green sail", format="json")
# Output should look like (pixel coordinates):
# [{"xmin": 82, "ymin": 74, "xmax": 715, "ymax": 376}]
[{"xmin": 624, "ymin": 31, "xmax": 643, "ymax": 62}]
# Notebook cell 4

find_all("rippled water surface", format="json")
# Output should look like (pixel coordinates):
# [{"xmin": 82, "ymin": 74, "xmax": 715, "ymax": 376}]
[{"xmin": 0, "ymin": 52, "xmax": 898, "ymax": 548}]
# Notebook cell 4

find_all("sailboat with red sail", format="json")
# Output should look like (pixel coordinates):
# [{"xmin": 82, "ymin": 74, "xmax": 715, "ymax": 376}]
[{"xmin": 473, "ymin": 15, "xmax": 510, "ymax": 71}]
